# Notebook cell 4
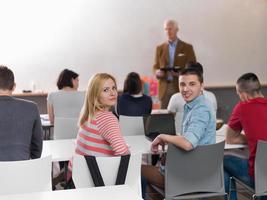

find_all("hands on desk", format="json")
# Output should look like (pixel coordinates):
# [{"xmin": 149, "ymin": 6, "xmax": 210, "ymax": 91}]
[{"xmin": 151, "ymin": 134, "xmax": 166, "ymax": 153}]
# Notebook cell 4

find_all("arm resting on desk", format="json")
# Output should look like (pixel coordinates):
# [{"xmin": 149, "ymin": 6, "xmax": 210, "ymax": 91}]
[
  {"xmin": 152, "ymin": 134, "xmax": 193, "ymax": 152},
  {"xmin": 226, "ymin": 126, "xmax": 247, "ymax": 145}
]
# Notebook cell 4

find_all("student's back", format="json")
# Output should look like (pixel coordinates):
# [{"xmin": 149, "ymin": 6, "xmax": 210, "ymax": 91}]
[
  {"xmin": 117, "ymin": 93, "xmax": 152, "ymax": 116},
  {"xmin": 0, "ymin": 96, "xmax": 43, "ymax": 161},
  {"xmin": 47, "ymin": 90, "xmax": 85, "ymax": 118}
]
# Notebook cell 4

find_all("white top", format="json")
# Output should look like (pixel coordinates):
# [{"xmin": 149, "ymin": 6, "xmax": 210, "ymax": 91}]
[
  {"xmin": 167, "ymin": 90, "xmax": 217, "ymax": 133},
  {"xmin": 47, "ymin": 90, "xmax": 85, "ymax": 118}
]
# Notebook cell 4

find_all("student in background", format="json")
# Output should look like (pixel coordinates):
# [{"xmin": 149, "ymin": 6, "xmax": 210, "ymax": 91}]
[
  {"xmin": 117, "ymin": 72, "xmax": 152, "ymax": 116},
  {"xmin": 168, "ymin": 62, "xmax": 217, "ymax": 132},
  {"xmin": 0, "ymin": 66, "xmax": 43, "ymax": 161},
  {"xmin": 47, "ymin": 69, "xmax": 84, "ymax": 124},
  {"xmin": 75, "ymin": 73, "xmax": 129, "ymax": 156},
  {"xmin": 224, "ymin": 73, "xmax": 267, "ymax": 200},
  {"xmin": 153, "ymin": 19, "xmax": 196, "ymax": 109},
  {"xmin": 142, "ymin": 67, "xmax": 215, "ymax": 200}
]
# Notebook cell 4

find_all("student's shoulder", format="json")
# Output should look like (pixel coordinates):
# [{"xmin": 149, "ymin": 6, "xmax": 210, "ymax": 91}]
[
  {"xmin": 13, "ymin": 97, "xmax": 38, "ymax": 110},
  {"xmin": 96, "ymin": 111, "xmax": 117, "ymax": 120}
]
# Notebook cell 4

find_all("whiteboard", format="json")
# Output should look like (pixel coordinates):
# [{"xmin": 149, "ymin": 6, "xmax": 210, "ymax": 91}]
[{"xmin": 0, "ymin": 0, "xmax": 266, "ymax": 92}]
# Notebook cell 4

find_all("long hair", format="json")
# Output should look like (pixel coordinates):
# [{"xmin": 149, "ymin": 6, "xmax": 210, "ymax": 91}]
[{"xmin": 79, "ymin": 73, "xmax": 117, "ymax": 125}]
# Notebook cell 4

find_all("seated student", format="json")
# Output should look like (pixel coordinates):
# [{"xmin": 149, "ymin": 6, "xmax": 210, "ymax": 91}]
[
  {"xmin": 224, "ymin": 73, "xmax": 267, "ymax": 200},
  {"xmin": 116, "ymin": 72, "xmax": 152, "ymax": 116},
  {"xmin": 0, "ymin": 66, "xmax": 43, "ymax": 161},
  {"xmin": 168, "ymin": 62, "xmax": 217, "ymax": 132},
  {"xmin": 75, "ymin": 73, "xmax": 129, "ymax": 156},
  {"xmin": 47, "ymin": 69, "xmax": 85, "ymax": 124},
  {"xmin": 141, "ymin": 67, "xmax": 216, "ymax": 199}
]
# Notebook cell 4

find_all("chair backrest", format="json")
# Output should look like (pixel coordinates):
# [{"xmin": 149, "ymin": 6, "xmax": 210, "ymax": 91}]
[
  {"xmin": 72, "ymin": 153, "xmax": 142, "ymax": 196},
  {"xmin": 0, "ymin": 156, "xmax": 52, "ymax": 195},
  {"xmin": 54, "ymin": 117, "xmax": 79, "ymax": 139},
  {"xmin": 255, "ymin": 140, "xmax": 267, "ymax": 196},
  {"xmin": 119, "ymin": 115, "xmax": 144, "ymax": 136},
  {"xmin": 165, "ymin": 142, "xmax": 225, "ymax": 200}
]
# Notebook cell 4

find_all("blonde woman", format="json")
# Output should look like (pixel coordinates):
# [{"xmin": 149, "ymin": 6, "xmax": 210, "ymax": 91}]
[{"xmin": 75, "ymin": 73, "xmax": 129, "ymax": 156}]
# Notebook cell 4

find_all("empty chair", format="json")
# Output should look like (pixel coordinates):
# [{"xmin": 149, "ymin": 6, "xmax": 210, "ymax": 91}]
[
  {"xmin": 165, "ymin": 141, "xmax": 226, "ymax": 200},
  {"xmin": 72, "ymin": 153, "xmax": 142, "ymax": 196},
  {"xmin": 0, "ymin": 156, "xmax": 52, "ymax": 195},
  {"xmin": 119, "ymin": 115, "xmax": 144, "ymax": 136},
  {"xmin": 53, "ymin": 117, "xmax": 79, "ymax": 139}
]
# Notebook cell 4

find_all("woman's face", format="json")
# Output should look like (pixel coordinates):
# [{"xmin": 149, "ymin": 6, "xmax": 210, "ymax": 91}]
[
  {"xmin": 99, "ymin": 78, "xmax": 118, "ymax": 109},
  {"xmin": 72, "ymin": 76, "xmax": 79, "ymax": 90}
]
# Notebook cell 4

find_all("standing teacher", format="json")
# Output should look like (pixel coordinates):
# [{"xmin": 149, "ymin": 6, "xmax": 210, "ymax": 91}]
[{"xmin": 153, "ymin": 19, "xmax": 196, "ymax": 108}]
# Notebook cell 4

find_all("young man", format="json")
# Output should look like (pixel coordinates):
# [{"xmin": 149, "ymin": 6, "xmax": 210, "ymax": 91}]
[
  {"xmin": 167, "ymin": 62, "xmax": 217, "ymax": 133},
  {"xmin": 153, "ymin": 19, "xmax": 196, "ymax": 109},
  {"xmin": 142, "ymin": 67, "xmax": 215, "ymax": 199},
  {"xmin": 224, "ymin": 73, "xmax": 267, "ymax": 200},
  {"xmin": 0, "ymin": 66, "xmax": 43, "ymax": 161}
]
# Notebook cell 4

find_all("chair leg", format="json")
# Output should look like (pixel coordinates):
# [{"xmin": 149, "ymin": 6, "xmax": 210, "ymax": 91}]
[{"xmin": 252, "ymin": 194, "xmax": 257, "ymax": 199}]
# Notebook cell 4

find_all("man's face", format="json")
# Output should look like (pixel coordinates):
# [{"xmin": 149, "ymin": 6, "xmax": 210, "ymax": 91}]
[
  {"xmin": 179, "ymin": 74, "xmax": 203, "ymax": 102},
  {"xmin": 164, "ymin": 22, "xmax": 178, "ymax": 42}
]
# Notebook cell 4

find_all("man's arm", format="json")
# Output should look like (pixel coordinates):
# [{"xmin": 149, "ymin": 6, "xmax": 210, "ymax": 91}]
[
  {"xmin": 226, "ymin": 126, "xmax": 247, "ymax": 144},
  {"xmin": 151, "ymin": 134, "xmax": 193, "ymax": 153},
  {"xmin": 30, "ymin": 106, "xmax": 43, "ymax": 159},
  {"xmin": 186, "ymin": 44, "xmax": 196, "ymax": 63}
]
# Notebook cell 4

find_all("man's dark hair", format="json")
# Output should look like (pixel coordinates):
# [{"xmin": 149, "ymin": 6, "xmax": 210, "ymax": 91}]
[
  {"xmin": 123, "ymin": 72, "xmax": 142, "ymax": 95},
  {"xmin": 179, "ymin": 67, "xmax": 203, "ymax": 83},
  {"xmin": 237, "ymin": 73, "xmax": 261, "ymax": 96},
  {"xmin": 0, "ymin": 65, "xmax": 15, "ymax": 90},
  {"xmin": 57, "ymin": 69, "xmax": 79, "ymax": 90},
  {"xmin": 186, "ymin": 61, "xmax": 203, "ymax": 74}
]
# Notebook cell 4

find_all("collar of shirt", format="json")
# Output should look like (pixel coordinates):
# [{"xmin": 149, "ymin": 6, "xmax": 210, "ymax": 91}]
[
  {"xmin": 184, "ymin": 95, "xmax": 205, "ymax": 111},
  {"xmin": 248, "ymin": 97, "xmax": 267, "ymax": 104},
  {"xmin": 168, "ymin": 39, "xmax": 178, "ymax": 47}
]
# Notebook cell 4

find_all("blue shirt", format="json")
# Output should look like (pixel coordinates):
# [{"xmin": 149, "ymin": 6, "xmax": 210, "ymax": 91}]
[
  {"xmin": 168, "ymin": 39, "xmax": 178, "ymax": 67},
  {"xmin": 182, "ymin": 95, "xmax": 216, "ymax": 148}
]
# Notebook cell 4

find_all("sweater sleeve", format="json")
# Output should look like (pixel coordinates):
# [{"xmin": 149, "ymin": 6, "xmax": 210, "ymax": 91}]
[{"xmin": 97, "ymin": 111, "xmax": 129, "ymax": 155}]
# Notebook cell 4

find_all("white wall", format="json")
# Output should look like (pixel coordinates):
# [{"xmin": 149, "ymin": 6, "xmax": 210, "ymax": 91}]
[{"xmin": 1, "ymin": 0, "xmax": 267, "ymax": 92}]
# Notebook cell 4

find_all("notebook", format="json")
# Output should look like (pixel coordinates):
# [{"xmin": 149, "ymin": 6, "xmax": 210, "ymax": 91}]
[{"xmin": 143, "ymin": 113, "xmax": 176, "ymax": 141}]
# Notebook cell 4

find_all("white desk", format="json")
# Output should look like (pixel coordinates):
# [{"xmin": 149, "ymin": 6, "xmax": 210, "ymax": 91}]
[
  {"xmin": 0, "ymin": 185, "xmax": 142, "ymax": 200},
  {"xmin": 42, "ymin": 135, "xmax": 151, "ymax": 162},
  {"xmin": 42, "ymin": 135, "xmax": 246, "ymax": 162}
]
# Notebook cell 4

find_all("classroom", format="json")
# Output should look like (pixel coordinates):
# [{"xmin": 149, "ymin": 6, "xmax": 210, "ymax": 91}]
[{"xmin": 0, "ymin": 0, "xmax": 267, "ymax": 199}]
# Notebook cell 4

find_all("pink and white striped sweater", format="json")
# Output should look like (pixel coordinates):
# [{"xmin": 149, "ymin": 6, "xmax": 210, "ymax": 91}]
[{"xmin": 75, "ymin": 111, "xmax": 129, "ymax": 156}]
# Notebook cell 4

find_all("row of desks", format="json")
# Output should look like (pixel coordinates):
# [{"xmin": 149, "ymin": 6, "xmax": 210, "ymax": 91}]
[
  {"xmin": 0, "ymin": 185, "xmax": 142, "ymax": 200},
  {"xmin": 42, "ymin": 135, "xmax": 246, "ymax": 162}
]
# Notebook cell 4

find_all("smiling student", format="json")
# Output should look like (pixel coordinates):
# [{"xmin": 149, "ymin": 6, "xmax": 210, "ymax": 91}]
[
  {"xmin": 141, "ymin": 67, "xmax": 216, "ymax": 199},
  {"xmin": 75, "ymin": 73, "xmax": 129, "ymax": 156}
]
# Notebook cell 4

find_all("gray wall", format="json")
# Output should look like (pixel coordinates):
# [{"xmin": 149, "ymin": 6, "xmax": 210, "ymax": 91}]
[{"xmin": 208, "ymin": 86, "xmax": 267, "ymax": 122}]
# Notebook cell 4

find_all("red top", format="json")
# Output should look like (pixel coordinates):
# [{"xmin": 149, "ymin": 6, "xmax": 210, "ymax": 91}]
[{"xmin": 228, "ymin": 97, "xmax": 267, "ymax": 177}]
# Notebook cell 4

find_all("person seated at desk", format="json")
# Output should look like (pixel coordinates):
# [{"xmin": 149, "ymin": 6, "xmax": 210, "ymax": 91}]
[
  {"xmin": 47, "ymin": 68, "xmax": 85, "ymax": 124},
  {"xmin": 0, "ymin": 66, "xmax": 43, "ymax": 161},
  {"xmin": 168, "ymin": 62, "xmax": 217, "ymax": 132},
  {"xmin": 75, "ymin": 73, "xmax": 129, "ymax": 156},
  {"xmin": 141, "ymin": 67, "xmax": 216, "ymax": 200},
  {"xmin": 116, "ymin": 72, "xmax": 152, "ymax": 116},
  {"xmin": 224, "ymin": 73, "xmax": 267, "ymax": 200}
]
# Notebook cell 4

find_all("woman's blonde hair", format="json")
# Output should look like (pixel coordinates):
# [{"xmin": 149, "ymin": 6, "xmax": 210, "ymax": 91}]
[{"xmin": 79, "ymin": 73, "xmax": 117, "ymax": 125}]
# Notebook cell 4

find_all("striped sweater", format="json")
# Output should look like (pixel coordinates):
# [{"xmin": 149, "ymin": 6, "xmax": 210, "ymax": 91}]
[{"xmin": 75, "ymin": 111, "xmax": 129, "ymax": 156}]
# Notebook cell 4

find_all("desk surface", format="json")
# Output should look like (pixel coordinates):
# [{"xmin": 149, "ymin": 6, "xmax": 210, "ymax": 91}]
[
  {"xmin": 42, "ymin": 135, "xmax": 246, "ymax": 162},
  {"xmin": 0, "ymin": 185, "xmax": 142, "ymax": 200}
]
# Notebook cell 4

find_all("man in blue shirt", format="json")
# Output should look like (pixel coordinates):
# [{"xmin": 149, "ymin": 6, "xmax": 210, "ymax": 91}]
[{"xmin": 141, "ymin": 67, "xmax": 216, "ymax": 199}]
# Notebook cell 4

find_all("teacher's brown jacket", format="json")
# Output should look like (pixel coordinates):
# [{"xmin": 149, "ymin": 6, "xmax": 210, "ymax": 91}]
[{"xmin": 153, "ymin": 40, "xmax": 196, "ymax": 100}]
